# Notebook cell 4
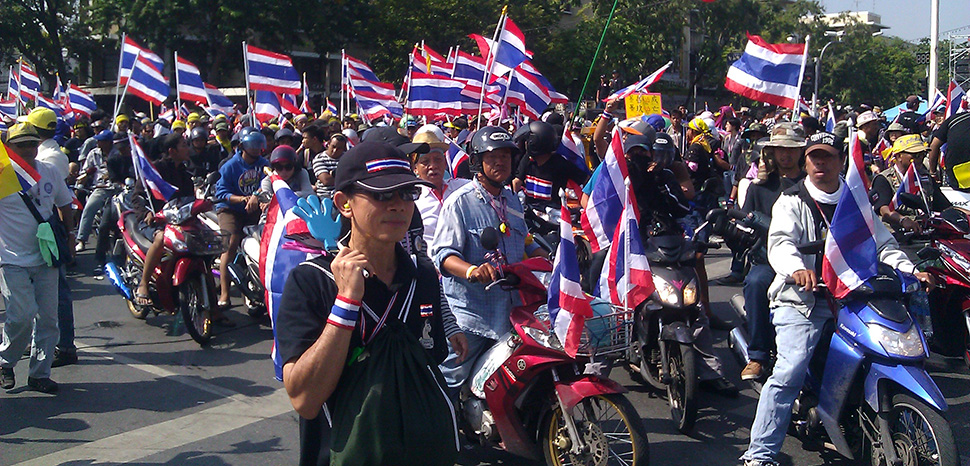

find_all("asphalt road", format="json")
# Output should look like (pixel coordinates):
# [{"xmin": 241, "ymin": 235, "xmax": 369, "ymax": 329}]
[{"xmin": 2, "ymin": 248, "xmax": 969, "ymax": 466}]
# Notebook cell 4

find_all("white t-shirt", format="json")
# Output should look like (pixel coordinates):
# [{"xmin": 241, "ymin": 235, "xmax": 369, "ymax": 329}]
[
  {"xmin": 0, "ymin": 161, "xmax": 74, "ymax": 267},
  {"xmin": 416, "ymin": 178, "xmax": 469, "ymax": 247},
  {"xmin": 36, "ymin": 139, "xmax": 69, "ymax": 182}
]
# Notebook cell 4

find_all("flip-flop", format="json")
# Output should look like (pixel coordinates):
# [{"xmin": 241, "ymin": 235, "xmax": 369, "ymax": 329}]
[{"xmin": 134, "ymin": 293, "xmax": 152, "ymax": 307}]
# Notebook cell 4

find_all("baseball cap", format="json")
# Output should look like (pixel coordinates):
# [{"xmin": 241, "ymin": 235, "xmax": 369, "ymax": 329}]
[
  {"xmin": 93, "ymin": 129, "xmax": 114, "ymax": 142},
  {"xmin": 334, "ymin": 141, "xmax": 433, "ymax": 193},
  {"xmin": 6, "ymin": 122, "xmax": 42, "ymax": 145},
  {"xmin": 215, "ymin": 121, "xmax": 230, "ymax": 132},
  {"xmin": 763, "ymin": 122, "xmax": 806, "ymax": 148},
  {"xmin": 886, "ymin": 121, "xmax": 906, "ymax": 133},
  {"xmin": 361, "ymin": 126, "xmax": 429, "ymax": 155},
  {"xmin": 624, "ymin": 134, "xmax": 653, "ymax": 151},
  {"xmin": 856, "ymin": 110, "xmax": 879, "ymax": 128},
  {"xmin": 892, "ymin": 134, "xmax": 928, "ymax": 154},
  {"xmin": 618, "ymin": 117, "xmax": 653, "ymax": 136},
  {"xmin": 805, "ymin": 131, "xmax": 841, "ymax": 157},
  {"xmin": 28, "ymin": 108, "xmax": 57, "ymax": 131},
  {"xmin": 742, "ymin": 122, "xmax": 769, "ymax": 138}
]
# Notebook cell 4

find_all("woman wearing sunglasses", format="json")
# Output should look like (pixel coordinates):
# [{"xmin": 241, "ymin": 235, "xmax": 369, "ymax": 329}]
[{"xmin": 258, "ymin": 145, "xmax": 314, "ymax": 206}]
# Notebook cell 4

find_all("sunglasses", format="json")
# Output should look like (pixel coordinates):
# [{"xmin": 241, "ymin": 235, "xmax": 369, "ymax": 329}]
[
  {"xmin": 354, "ymin": 186, "xmax": 421, "ymax": 202},
  {"xmin": 273, "ymin": 164, "xmax": 295, "ymax": 171},
  {"xmin": 12, "ymin": 141, "xmax": 40, "ymax": 149}
]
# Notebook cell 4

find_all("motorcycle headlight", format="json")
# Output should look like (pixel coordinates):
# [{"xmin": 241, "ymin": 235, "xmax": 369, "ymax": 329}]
[
  {"xmin": 683, "ymin": 279, "xmax": 698, "ymax": 306},
  {"xmin": 868, "ymin": 322, "xmax": 925, "ymax": 357},
  {"xmin": 653, "ymin": 275, "xmax": 679, "ymax": 306},
  {"xmin": 165, "ymin": 229, "xmax": 188, "ymax": 252},
  {"xmin": 522, "ymin": 326, "xmax": 564, "ymax": 352}
]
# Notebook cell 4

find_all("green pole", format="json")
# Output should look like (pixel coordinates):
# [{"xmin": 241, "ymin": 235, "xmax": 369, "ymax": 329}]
[{"xmin": 573, "ymin": 0, "xmax": 621, "ymax": 121}]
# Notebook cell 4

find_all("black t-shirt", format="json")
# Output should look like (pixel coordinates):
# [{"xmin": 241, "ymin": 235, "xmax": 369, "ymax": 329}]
[
  {"xmin": 105, "ymin": 149, "xmax": 133, "ymax": 183},
  {"xmin": 275, "ymin": 244, "xmax": 448, "ymax": 466},
  {"xmin": 741, "ymin": 172, "xmax": 805, "ymax": 264},
  {"xmin": 187, "ymin": 145, "xmax": 222, "ymax": 178},
  {"xmin": 515, "ymin": 153, "xmax": 589, "ymax": 209},
  {"xmin": 936, "ymin": 112, "xmax": 970, "ymax": 185}
]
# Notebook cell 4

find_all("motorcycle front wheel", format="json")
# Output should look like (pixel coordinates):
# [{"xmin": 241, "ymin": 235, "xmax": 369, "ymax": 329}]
[
  {"xmin": 125, "ymin": 255, "xmax": 149, "ymax": 320},
  {"xmin": 666, "ymin": 342, "xmax": 698, "ymax": 434},
  {"xmin": 868, "ymin": 393, "xmax": 960, "ymax": 466},
  {"xmin": 541, "ymin": 393, "xmax": 649, "ymax": 466},
  {"xmin": 179, "ymin": 273, "xmax": 212, "ymax": 345}
]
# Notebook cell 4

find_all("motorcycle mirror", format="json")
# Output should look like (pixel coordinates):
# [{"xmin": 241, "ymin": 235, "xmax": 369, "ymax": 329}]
[
  {"xmin": 897, "ymin": 193, "xmax": 925, "ymax": 211},
  {"xmin": 480, "ymin": 226, "xmax": 500, "ymax": 251},
  {"xmin": 206, "ymin": 172, "xmax": 221, "ymax": 184},
  {"xmin": 124, "ymin": 177, "xmax": 135, "ymax": 188},
  {"xmin": 916, "ymin": 247, "xmax": 942, "ymax": 262}
]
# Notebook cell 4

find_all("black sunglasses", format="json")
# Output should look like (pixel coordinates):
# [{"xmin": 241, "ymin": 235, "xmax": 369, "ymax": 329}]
[
  {"xmin": 273, "ymin": 164, "xmax": 295, "ymax": 171},
  {"xmin": 354, "ymin": 186, "xmax": 421, "ymax": 202}
]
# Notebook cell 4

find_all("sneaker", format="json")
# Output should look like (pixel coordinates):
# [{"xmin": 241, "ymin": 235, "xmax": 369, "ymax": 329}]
[
  {"xmin": 75, "ymin": 240, "xmax": 86, "ymax": 252},
  {"xmin": 713, "ymin": 273, "xmax": 744, "ymax": 286},
  {"xmin": 741, "ymin": 460, "xmax": 779, "ymax": 466},
  {"xmin": 1, "ymin": 367, "xmax": 14, "ymax": 389},
  {"xmin": 27, "ymin": 377, "xmax": 58, "ymax": 393},
  {"xmin": 91, "ymin": 266, "xmax": 104, "ymax": 277},
  {"xmin": 51, "ymin": 349, "xmax": 78, "ymax": 368},
  {"xmin": 741, "ymin": 361, "xmax": 764, "ymax": 381}
]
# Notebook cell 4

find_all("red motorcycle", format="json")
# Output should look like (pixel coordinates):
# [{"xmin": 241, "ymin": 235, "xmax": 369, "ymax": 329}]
[
  {"xmin": 104, "ymin": 198, "xmax": 228, "ymax": 345},
  {"xmin": 459, "ymin": 227, "xmax": 648, "ymax": 466}
]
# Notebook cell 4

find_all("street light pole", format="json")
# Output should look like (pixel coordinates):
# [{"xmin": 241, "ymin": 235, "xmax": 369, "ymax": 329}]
[{"xmin": 813, "ymin": 31, "xmax": 843, "ymax": 116}]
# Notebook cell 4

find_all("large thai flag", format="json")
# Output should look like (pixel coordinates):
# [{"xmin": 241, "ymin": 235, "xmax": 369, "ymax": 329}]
[
  {"xmin": 176, "ymin": 56, "xmax": 209, "ymax": 104},
  {"xmin": 7, "ymin": 66, "xmax": 20, "ymax": 102},
  {"xmin": 407, "ymin": 72, "xmax": 469, "ymax": 117},
  {"xmin": 344, "ymin": 54, "xmax": 382, "ymax": 83},
  {"xmin": 246, "ymin": 45, "xmax": 301, "ymax": 95},
  {"xmin": 18, "ymin": 61, "xmax": 40, "ymax": 101},
  {"xmin": 0, "ymin": 99, "xmax": 17, "ymax": 119},
  {"xmin": 518, "ymin": 60, "xmax": 568, "ymax": 104},
  {"xmin": 347, "ymin": 68, "xmax": 397, "ymax": 99},
  {"xmin": 548, "ymin": 202, "xmax": 594, "ymax": 357},
  {"xmin": 128, "ymin": 55, "xmax": 170, "ymax": 106},
  {"xmin": 889, "ymin": 163, "xmax": 922, "ymax": 211},
  {"xmin": 505, "ymin": 70, "xmax": 554, "ymax": 119},
  {"xmin": 825, "ymin": 101, "xmax": 836, "ymax": 132},
  {"xmin": 945, "ymin": 80, "xmax": 966, "ymax": 119},
  {"xmin": 556, "ymin": 126, "xmax": 589, "ymax": 174},
  {"xmin": 68, "ymin": 84, "xmax": 97, "ymax": 118},
  {"xmin": 603, "ymin": 61, "xmax": 673, "ymax": 102},
  {"xmin": 254, "ymin": 90, "xmax": 282, "ymax": 124},
  {"xmin": 821, "ymin": 130, "xmax": 878, "ymax": 299},
  {"xmin": 259, "ymin": 171, "xmax": 312, "ymax": 381},
  {"xmin": 119, "ymin": 37, "xmax": 164, "ymax": 86},
  {"xmin": 604, "ymin": 183, "xmax": 654, "ymax": 305},
  {"xmin": 580, "ymin": 128, "xmax": 630, "ymax": 253},
  {"xmin": 725, "ymin": 33, "xmax": 807, "ymax": 109},
  {"xmin": 129, "ymin": 134, "xmax": 177, "ymax": 201},
  {"xmin": 452, "ymin": 49, "xmax": 487, "ymax": 97},
  {"xmin": 490, "ymin": 17, "xmax": 529, "ymax": 76}
]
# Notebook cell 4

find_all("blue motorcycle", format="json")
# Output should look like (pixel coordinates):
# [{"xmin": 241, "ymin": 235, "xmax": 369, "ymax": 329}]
[{"xmin": 781, "ymin": 245, "xmax": 959, "ymax": 465}]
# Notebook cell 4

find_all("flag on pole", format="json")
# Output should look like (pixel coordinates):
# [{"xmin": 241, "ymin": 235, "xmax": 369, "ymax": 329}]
[
  {"xmin": 548, "ymin": 202, "xmax": 594, "ymax": 357},
  {"xmin": 130, "ymin": 134, "xmax": 177, "ymax": 201},
  {"xmin": 517, "ymin": 61, "xmax": 568, "ymax": 104},
  {"xmin": 0, "ymin": 99, "xmax": 17, "ymax": 119},
  {"xmin": 556, "ymin": 126, "xmax": 589, "ymax": 174},
  {"xmin": 924, "ymin": 89, "xmax": 946, "ymax": 121},
  {"xmin": 280, "ymin": 93, "xmax": 301, "ymax": 115},
  {"xmin": 490, "ymin": 17, "xmax": 530, "ymax": 76},
  {"xmin": 821, "ymin": 131, "xmax": 878, "ymax": 299},
  {"xmin": 406, "ymin": 72, "xmax": 470, "ymax": 117},
  {"xmin": 175, "ymin": 55, "xmax": 209, "ymax": 104},
  {"xmin": 34, "ymin": 94, "xmax": 64, "ymax": 117},
  {"xmin": 411, "ymin": 45, "xmax": 453, "ymax": 76},
  {"xmin": 0, "ymin": 142, "xmax": 43, "ymax": 199},
  {"xmin": 18, "ymin": 61, "xmax": 40, "ymax": 101},
  {"xmin": 68, "ymin": 85, "xmax": 96, "ymax": 118},
  {"xmin": 580, "ymin": 128, "xmax": 630, "ymax": 253},
  {"xmin": 325, "ymin": 98, "xmax": 338, "ymax": 115},
  {"xmin": 725, "ymin": 33, "xmax": 807, "ymax": 109},
  {"xmin": 825, "ymin": 101, "xmax": 836, "ymax": 132},
  {"xmin": 7, "ymin": 66, "xmax": 21, "ymax": 102},
  {"xmin": 945, "ymin": 80, "xmax": 966, "ymax": 119},
  {"xmin": 602, "ymin": 61, "xmax": 673, "ymax": 102},
  {"xmin": 128, "ymin": 55, "xmax": 170, "ymax": 106},
  {"xmin": 443, "ymin": 137, "xmax": 470, "ymax": 176},
  {"xmin": 299, "ymin": 74, "xmax": 312, "ymax": 114},
  {"xmin": 889, "ymin": 163, "xmax": 921, "ymax": 211},
  {"xmin": 119, "ymin": 37, "xmax": 164, "ymax": 85},
  {"xmin": 254, "ymin": 90, "xmax": 282, "ymax": 124},
  {"xmin": 604, "ymin": 183, "xmax": 654, "ymax": 305},
  {"xmin": 245, "ymin": 45, "xmax": 302, "ymax": 95}
]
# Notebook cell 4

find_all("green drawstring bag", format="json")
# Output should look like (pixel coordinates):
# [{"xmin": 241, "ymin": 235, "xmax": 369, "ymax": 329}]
[
  {"xmin": 36, "ymin": 222, "xmax": 59, "ymax": 266},
  {"xmin": 19, "ymin": 192, "xmax": 71, "ymax": 267}
]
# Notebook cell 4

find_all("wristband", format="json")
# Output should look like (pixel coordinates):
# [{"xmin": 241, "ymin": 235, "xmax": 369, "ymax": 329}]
[
  {"xmin": 601, "ymin": 111, "xmax": 614, "ymax": 121},
  {"xmin": 465, "ymin": 265, "xmax": 479, "ymax": 280},
  {"xmin": 327, "ymin": 295, "xmax": 361, "ymax": 330}
]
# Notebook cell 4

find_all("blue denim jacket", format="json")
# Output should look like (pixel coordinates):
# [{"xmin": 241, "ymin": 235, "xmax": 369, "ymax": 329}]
[{"xmin": 431, "ymin": 179, "xmax": 541, "ymax": 339}]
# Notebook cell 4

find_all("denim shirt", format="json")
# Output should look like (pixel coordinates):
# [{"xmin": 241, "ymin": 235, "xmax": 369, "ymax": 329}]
[{"xmin": 431, "ymin": 178, "xmax": 541, "ymax": 339}]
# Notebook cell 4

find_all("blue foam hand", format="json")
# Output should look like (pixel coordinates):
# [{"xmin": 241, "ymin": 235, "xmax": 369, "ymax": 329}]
[{"xmin": 294, "ymin": 195, "xmax": 341, "ymax": 250}]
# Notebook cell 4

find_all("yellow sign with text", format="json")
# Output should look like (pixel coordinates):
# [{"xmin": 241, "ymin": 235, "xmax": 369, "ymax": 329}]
[{"xmin": 625, "ymin": 93, "xmax": 663, "ymax": 119}]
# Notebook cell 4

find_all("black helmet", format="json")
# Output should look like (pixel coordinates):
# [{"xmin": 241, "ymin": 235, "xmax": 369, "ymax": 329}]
[
  {"xmin": 651, "ymin": 132, "xmax": 676, "ymax": 168},
  {"xmin": 512, "ymin": 121, "xmax": 558, "ymax": 157},
  {"xmin": 189, "ymin": 127, "xmax": 208, "ymax": 141},
  {"xmin": 469, "ymin": 126, "xmax": 517, "ymax": 173}
]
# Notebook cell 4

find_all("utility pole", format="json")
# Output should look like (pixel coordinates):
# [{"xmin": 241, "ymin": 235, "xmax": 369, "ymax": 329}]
[{"xmin": 929, "ymin": 0, "xmax": 939, "ymax": 101}]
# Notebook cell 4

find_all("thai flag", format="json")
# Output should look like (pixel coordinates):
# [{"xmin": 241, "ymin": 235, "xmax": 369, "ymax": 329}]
[
  {"xmin": 873, "ymin": 138, "xmax": 892, "ymax": 165},
  {"xmin": 53, "ymin": 74, "xmax": 67, "ymax": 104},
  {"xmin": 821, "ymin": 130, "xmax": 878, "ymax": 299},
  {"xmin": 580, "ymin": 128, "xmax": 630, "ymax": 253},
  {"xmin": 246, "ymin": 45, "xmax": 301, "ymax": 95},
  {"xmin": 259, "ymin": 171, "xmax": 312, "ymax": 380},
  {"xmin": 825, "ymin": 101, "xmax": 836, "ymax": 132},
  {"xmin": 603, "ymin": 61, "xmax": 673, "ymax": 102},
  {"xmin": 344, "ymin": 54, "xmax": 382, "ymax": 83},
  {"xmin": 490, "ymin": 17, "xmax": 529, "ymax": 76},
  {"xmin": 18, "ymin": 61, "xmax": 40, "ymax": 101},
  {"xmin": 68, "ymin": 85, "xmax": 97, "ymax": 118},
  {"xmin": 517, "ymin": 61, "xmax": 568, "ymax": 104},
  {"xmin": 129, "ymin": 134, "xmax": 177, "ymax": 201},
  {"xmin": 7, "ymin": 66, "xmax": 20, "ymax": 102},
  {"xmin": 34, "ymin": 94, "xmax": 64, "ymax": 117},
  {"xmin": 178, "ymin": 104, "xmax": 191, "ymax": 119},
  {"xmin": 5, "ymin": 143, "xmax": 43, "ymax": 191},
  {"xmin": 347, "ymin": 68, "xmax": 397, "ymax": 98},
  {"xmin": 798, "ymin": 96, "xmax": 812, "ymax": 115},
  {"xmin": 204, "ymin": 83, "xmax": 233, "ymax": 108},
  {"xmin": 444, "ymin": 137, "xmax": 470, "ymax": 176},
  {"xmin": 452, "ymin": 49, "xmax": 487, "ymax": 97},
  {"xmin": 557, "ymin": 126, "xmax": 589, "ymax": 174},
  {"xmin": 604, "ymin": 183, "xmax": 654, "ymax": 305},
  {"xmin": 354, "ymin": 93, "xmax": 403, "ymax": 122},
  {"xmin": 299, "ymin": 75, "xmax": 312, "ymax": 114},
  {"xmin": 119, "ymin": 37, "xmax": 164, "ymax": 86},
  {"xmin": 407, "ymin": 72, "xmax": 469, "ymax": 117},
  {"xmin": 280, "ymin": 93, "xmax": 301, "ymax": 115},
  {"xmin": 176, "ymin": 56, "xmax": 209, "ymax": 104},
  {"xmin": 945, "ymin": 80, "xmax": 966, "ymax": 119},
  {"xmin": 502, "ymin": 71, "xmax": 550, "ymax": 119},
  {"xmin": 326, "ymin": 98, "xmax": 337, "ymax": 115},
  {"xmin": 411, "ymin": 46, "xmax": 453, "ymax": 76},
  {"xmin": 924, "ymin": 89, "xmax": 946, "ymax": 120},
  {"xmin": 548, "ymin": 202, "xmax": 594, "ymax": 357},
  {"xmin": 158, "ymin": 105, "xmax": 175, "ymax": 123},
  {"xmin": 254, "ymin": 90, "xmax": 282, "ymax": 124},
  {"xmin": 725, "ymin": 33, "xmax": 807, "ymax": 109},
  {"xmin": 524, "ymin": 175, "xmax": 553, "ymax": 201},
  {"xmin": 128, "ymin": 54, "xmax": 170, "ymax": 106},
  {"xmin": 0, "ymin": 99, "xmax": 17, "ymax": 119},
  {"xmin": 889, "ymin": 163, "xmax": 922, "ymax": 211}
]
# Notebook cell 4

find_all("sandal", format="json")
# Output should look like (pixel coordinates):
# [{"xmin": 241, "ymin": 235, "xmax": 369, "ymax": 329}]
[{"xmin": 134, "ymin": 293, "xmax": 153, "ymax": 307}]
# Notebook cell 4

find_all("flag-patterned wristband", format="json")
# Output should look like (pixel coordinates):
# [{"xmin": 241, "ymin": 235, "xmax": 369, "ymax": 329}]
[{"xmin": 327, "ymin": 295, "xmax": 361, "ymax": 330}]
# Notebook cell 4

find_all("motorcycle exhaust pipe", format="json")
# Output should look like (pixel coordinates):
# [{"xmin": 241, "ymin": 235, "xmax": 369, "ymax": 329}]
[
  {"xmin": 730, "ymin": 294, "xmax": 747, "ymax": 321},
  {"xmin": 104, "ymin": 262, "xmax": 133, "ymax": 301},
  {"xmin": 227, "ymin": 262, "xmax": 262, "ymax": 302},
  {"xmin": 729, "ymin": 326, "xmax": 751, "ymax": 364}
]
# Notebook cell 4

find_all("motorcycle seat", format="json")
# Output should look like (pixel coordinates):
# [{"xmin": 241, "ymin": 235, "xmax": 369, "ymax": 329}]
[
  {"xmin": 645, "ymin": 235, "xmax": 697, "ymax": 265},
  {"xmin": 123, "ymin": 212, "xmax": 157, "ymax": 253}
]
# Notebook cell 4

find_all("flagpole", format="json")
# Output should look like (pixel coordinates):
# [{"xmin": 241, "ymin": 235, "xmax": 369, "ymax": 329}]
[
  {"xmin": 622, "ymin": 177, "xmax": 631, "ymax": 319},
  {"xmin": 404, "ymin": 45, "xmax": 415, "ymax": 118},
  {"xmin": 242, "ymin": 41, "xmax": 254, "ymax": 127},
  {"xmin": 792, "ymin": 34, "xmax": 811, "ymax": 122},
  {"xmin": 115, "ymin": 51, "xmax": 138, "ymax": 124},
  {"xmin": 477, "ymin": 6, "xmax": 507, "ymax": 128},
  {"xmin": 450, "ymin": 45, "xmax": 459, "ymax": 79},
  {"xmin": 113, "ymin": 32, "xmax": 127, "ymax": 120},
  {"xmin": 340, "ymin": 49, "xmax": 346, "ymax": 118},
  {"xmin": 174, "ymin": 51, "xmax": 182, "ymax": 114}
]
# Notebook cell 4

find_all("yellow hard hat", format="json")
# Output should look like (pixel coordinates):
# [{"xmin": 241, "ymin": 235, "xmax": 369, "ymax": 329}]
[
  {"xmin": 187, "ymin": 112, "xmax": 201, "ymax": 122},
  {"xmin": 6, "ymin": 122, "xmax": 42, "ymax": 145},
  {"xmin": 115, "ymin": 114, "xmax": 130, "ymax": 124},
  {"xmin": 28, "ymin": 107, "xmax": 57, "ymax": 131},
  {"xmin": 172, "ymin": 120, "xmax": 186, "ymax": 130}
]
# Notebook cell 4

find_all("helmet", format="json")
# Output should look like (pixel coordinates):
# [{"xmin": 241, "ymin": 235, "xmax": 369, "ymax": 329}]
[
  {"xmin": 270, "ymin": 145, "xmax": 298, "ymax": 165},
  {"xmin": 189, "ymin": 127, "xmax": 208, "ymax": 141},
  {"xmin": 341, "ymin": 128, "xmax": 360, "ymax": 144},
  {"xmin": 468, "ymin": 126, "xmax": 516, "ymax": 172},
  {"xmin": 240, "ymin": 131, "xmax": 267, "ymax": 155},
  {"xmin": 512, "ymin": 121, "xmax": 557, "ymax": 157},
  {"xmin": 235, "ymin": 126, "xmax": 257, "ymax": 143},
  {"xmin": 275, "ymin": 128, "xmax": 294, "ymax": 141},
  {"xmin": 651, "ymin": 132, "xmax": 676, "ymax": 168}
]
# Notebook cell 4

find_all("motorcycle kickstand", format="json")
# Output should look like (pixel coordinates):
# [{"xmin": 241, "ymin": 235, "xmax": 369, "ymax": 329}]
[{"xmin": 552, "ymin": 368, "xmax": 586, "ymax": 456}]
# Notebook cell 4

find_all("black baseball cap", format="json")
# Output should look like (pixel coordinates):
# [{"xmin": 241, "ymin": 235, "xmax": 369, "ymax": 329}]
[
  {"xmin": 334, "ymin": 141, "xmax": 433, "ymax": 193},
  {"xmin": 361, "ymin": 126, "xmax": 429, "ymax": 155},
  {"xmin": 805, "ymin": 131, "xmax": 841, "ymax": 157}
]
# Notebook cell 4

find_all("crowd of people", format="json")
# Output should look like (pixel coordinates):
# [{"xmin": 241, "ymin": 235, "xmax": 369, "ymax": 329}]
[{"xmin": 1, "ymin": 89, "xmax": 967, "ymax": 466}]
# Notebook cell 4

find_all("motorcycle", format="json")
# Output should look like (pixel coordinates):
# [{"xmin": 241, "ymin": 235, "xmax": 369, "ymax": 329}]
[
  {"xmin": 459, "ymin": 227, "xmax": 649, "ymax": 466},
  {"xmin": 104, "ymin": 197, "xmax": 228, "ymax": 345}
]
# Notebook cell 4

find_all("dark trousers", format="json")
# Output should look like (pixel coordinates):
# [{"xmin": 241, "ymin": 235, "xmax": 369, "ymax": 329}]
[
  {"xmin": 57, "ymin": 265, "xmax": 75, "ymax": 353},
  {"xmin": 743, "ymin": 263, "xmax": 775, "ymax": 362},
  {"xmin": 95, "ymin": 203, "xmax": 119, "ymax": 267}
]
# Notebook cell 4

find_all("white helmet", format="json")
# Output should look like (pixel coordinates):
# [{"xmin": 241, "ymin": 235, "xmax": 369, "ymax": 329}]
[
  {"xmin": 341, "ymin": 128, "xmax": 359, "ymax": 144},
  {"xmin": 414, "ymin": 123, "xmax": 445, "ymax": 142}
]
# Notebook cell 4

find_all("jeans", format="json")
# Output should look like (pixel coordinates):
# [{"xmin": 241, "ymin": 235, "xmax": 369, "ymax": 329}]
[
  {"xmin": 742, "ymin": 304, "xmax": 832, "ymax": 462},
  {"xmin": 95, "ymin": 203, "xmax": 119, "ymax": 266},
  {"xmin": 0, "ymin": 264, "xmax": 59, "ymax": 379},
  {"xmin": 439, "ymin": 332, "xmax": 495, "ymax": 400},
  {"xmin": 57, "ymin": 265, "xmax": 75, "ymax": 352},
  {"xmin": 743, "ymin": 264, "xmax": 775, "ymax": 362},
  {"xmin": 77, "ymin": 187, "xmax": 113, "ymax": 242}
]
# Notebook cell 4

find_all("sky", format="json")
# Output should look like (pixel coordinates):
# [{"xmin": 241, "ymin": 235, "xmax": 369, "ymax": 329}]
[{"xmin": 818, "ymin": 0, "xmax": 970, "ymax": 42}]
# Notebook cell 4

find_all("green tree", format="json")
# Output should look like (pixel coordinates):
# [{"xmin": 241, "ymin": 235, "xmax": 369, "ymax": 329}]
[{"xmin": 0, "ymin": 0, "xmax": 96, "ymax": 89}]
